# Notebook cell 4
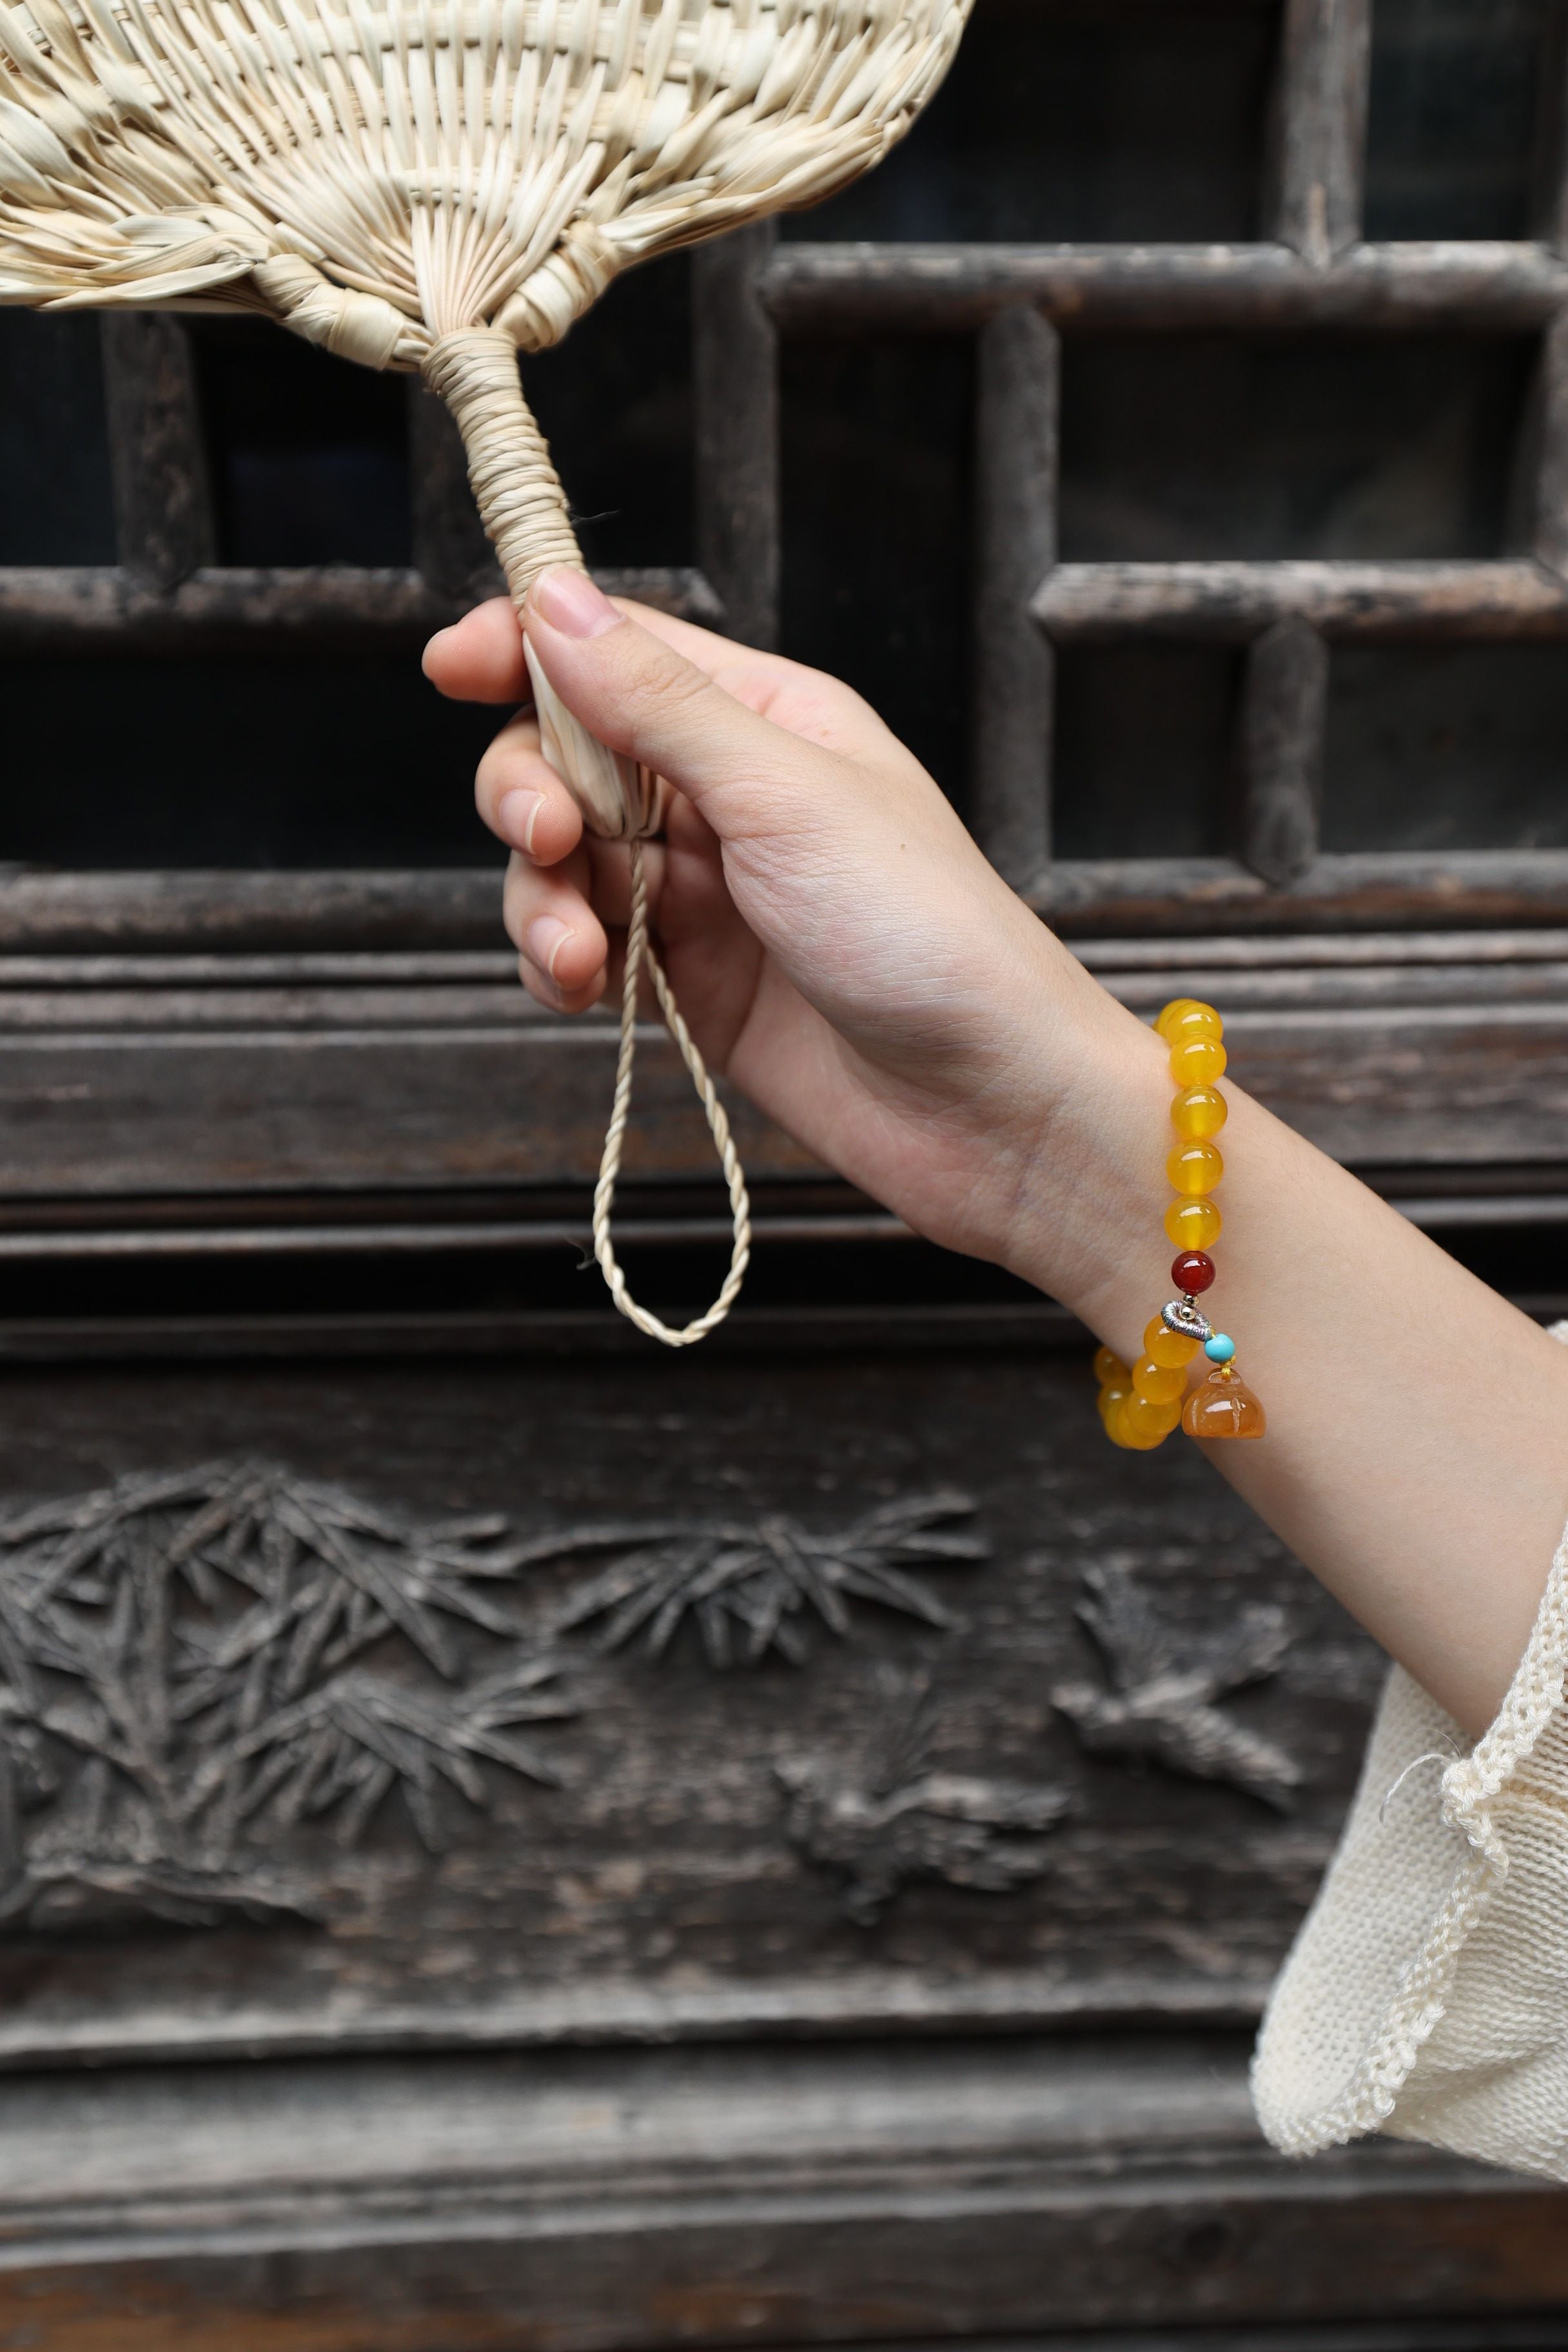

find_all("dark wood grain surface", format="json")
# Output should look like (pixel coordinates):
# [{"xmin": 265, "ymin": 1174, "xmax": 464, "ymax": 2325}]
[
  {"xmin": 0, "ymin": 564, "xmax": 719, "ymax": 649},
  {"xmin": 99, "ymin": 316, "xmax": 215, "ymax": 593},
  {"xmin": 1035, "ymin": 559, "xmax": 1568, "ymax": 640},
  {"xmin": 761, "ymin": 241, "xmax": 1568, "ymax": 335},
  {"xmin": 0, "ymin": 2035, "xmax": 1560, "ymax": 2352},
  {"xmin": 694, "ymin": 224, "xmax": 781, "ymax": 652},
  {"xmin": 0, "ymin": 936, "xmax": 1558, "ymax": 1202},
  {"xmin": 1266, "ymin": 0, "xmax": 1370, "ymax": 266},
  {"xmin": 972, "ymin": 306, "xmax": 1058, "ymax": 888}
]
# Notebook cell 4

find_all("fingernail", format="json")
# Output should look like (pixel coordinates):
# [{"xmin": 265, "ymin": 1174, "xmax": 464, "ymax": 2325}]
[
  {"xmin": 498, "ymin": 789, "xmax": 545, "ymax": 854},
  {"xmin": 530, "ymin": 567, "xmax": 621, "ymax": 640},
  {"xmin": 527, "ymin": 916, "xmax": 573, "ymax": 979},
  {"xmin": 420, "ymin": 625, "xmax": 454, "ymax": 676}
]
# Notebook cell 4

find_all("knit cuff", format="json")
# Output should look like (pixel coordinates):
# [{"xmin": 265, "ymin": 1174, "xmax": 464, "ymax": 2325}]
[{"xmin": 1251, "ymin": 1337, "xmax": 1568, "ymax": 2181}]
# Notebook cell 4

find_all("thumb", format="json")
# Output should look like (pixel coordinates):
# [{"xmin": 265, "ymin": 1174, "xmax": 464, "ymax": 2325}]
[{"xmin": 523, "ymin": 567, "xmax": 839, "ymax": 839}]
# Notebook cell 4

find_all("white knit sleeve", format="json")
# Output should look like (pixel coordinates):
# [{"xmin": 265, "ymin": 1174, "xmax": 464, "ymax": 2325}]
[{"xmin": 1251, "ymin": 1342, "xmax": 1568, "ymax": 2180}]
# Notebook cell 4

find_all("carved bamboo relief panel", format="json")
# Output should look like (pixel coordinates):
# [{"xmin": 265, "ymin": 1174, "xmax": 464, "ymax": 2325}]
[{"xmin": 0, "ymin": 1342, "xmax": 1383, "ymax": 2067}]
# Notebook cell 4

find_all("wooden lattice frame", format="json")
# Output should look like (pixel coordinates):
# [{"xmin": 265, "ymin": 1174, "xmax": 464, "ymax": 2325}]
[
  {"xmin": 5, "ymin": 0, "xmax": 1568, "ymax": 944},
  {"xmin": 765, "ymin": 0, "xmax": 1568, "ymax": 935}
]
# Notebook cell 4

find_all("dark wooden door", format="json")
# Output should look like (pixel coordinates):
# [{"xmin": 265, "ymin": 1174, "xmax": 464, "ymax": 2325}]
[{"xmin": 1, "ymin": 0, "xmax": 1567, "ymax": 2342}]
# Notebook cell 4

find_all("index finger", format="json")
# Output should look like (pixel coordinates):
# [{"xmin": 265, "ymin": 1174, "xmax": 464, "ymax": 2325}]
[
  {"xmin": 424, "ymin": 596, "xmax": 533, "ymax": 703},
  {"xmin": 424, "ymin": 591, "xmax": 797, "ymax": 705},
  {"xmin": 424, "ymin": 593, "xmax": 893, "ymax": 763}
]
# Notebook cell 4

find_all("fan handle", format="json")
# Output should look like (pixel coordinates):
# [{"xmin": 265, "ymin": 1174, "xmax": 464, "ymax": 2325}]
[{"xmin": 424, "ymin": 328, "xmax": 750, "ymax": 1348}]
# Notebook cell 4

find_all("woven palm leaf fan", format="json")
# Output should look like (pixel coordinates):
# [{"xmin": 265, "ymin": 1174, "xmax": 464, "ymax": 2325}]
[{"xmin": 0, "ymin": 0, "xmax": 970, "ymax": 1340}]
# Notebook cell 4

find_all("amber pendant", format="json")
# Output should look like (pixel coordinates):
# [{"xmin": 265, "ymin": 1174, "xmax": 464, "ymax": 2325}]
[{"xmin": 1181, "ymin": 1363, "xmax": 1266, "ymax": 1440}]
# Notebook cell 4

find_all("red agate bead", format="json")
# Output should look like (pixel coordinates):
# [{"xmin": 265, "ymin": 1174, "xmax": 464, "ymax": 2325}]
[{"xmin": 1171, "ymin": 1250, "xmax": 1215, "ymax": 1295}]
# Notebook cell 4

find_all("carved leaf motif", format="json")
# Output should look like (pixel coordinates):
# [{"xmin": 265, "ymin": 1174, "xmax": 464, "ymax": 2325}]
[
  {"xmin": 0, "ymin": 1461, "xmax": 581, "ymax": 1925},
  {"xmin": 778, "ymin": 1672, "xmax": 1073, "ymax": 1922},
  {"xmin": 1052, "ymin": 1560, "xmax": 1303, "ymax": 1810},
  {"xmin": 548, "ymin": 1490, "xmax": 987, "ymax": 1667}
]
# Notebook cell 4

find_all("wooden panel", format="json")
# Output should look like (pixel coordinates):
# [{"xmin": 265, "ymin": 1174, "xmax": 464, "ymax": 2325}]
[
  {"xmin": 0, "ymin": 941, "xmax": 1562, "ymax": 1203},
  {"xmin": 693, "ymin": 223, "xmax": 780, "ymax": 649},
  {"xmin": 1037, "ymin": 853, "xmax": 1568, "ymax": 937},
  {"xmin": 15, "ymin": 865, "xmax": 1568, "ymax": 958},
  {"xmin": 1238, "ymin": 622, "xmax": 1328, "ymax": 886},
  {"xmin": 761, "ymin": 242, "xmax": 1568, "ymax": 335},
  {"xmin": 972, "ymin": 306, "xmax": 1057, "ymax": 887},
  {"xmin": 1266, "ymin": 0, "xmax": 1371, "ymax": 266},
  {"xmin": 0, "ymin": 1338, "xmax": 1380, "ymax": 2066},
  {"xmin": 0, "ymin": 564, "xmax": 719, "ymax": 650},
  {"xmin": 98, "ymin": 315, "xmax": 215, "ymax": 591},
  {"xmin": 0, "ymin": 975, "xmax": 814, "ymax": 1196},
  {"xmin": 0, "ymin": 2037, "xmax": 1560, "ymax": 2350},
  {"xmin": 1531, "ymin": 308, "xmax": 1568, "ymax": 578},
  {"xmin": 1035, "ymin": 560, "xmax": 1568, "ymax": 642},
  {"xmin": 0, "ymin": 876, "xmax": 504, "ymax": 954}
]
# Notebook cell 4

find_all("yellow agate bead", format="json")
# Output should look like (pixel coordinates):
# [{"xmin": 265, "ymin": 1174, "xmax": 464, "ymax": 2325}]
[
  {"xmin": 1164, "ymin": 1195, "xmax": 1222, "ymax": 1250},
  {"xmin": 1165, "ymin": 1003, "xmax": 1222, "ymax": 1045},
  {"xmin": 1123, "ymin": 1392, "xmax": 1181, "ymax": 1442},
  {"xmin": 1132, "ymin": 1355, "xmax": 1185, "ymax": 1406},
  {"xmin": 1170, "ymin": 1034, "xmax": 1227, "ymax": 1086},
  {"xmin": 1093, "ymin": 1346, "xmax": 1130, "ymax": 1389},
  {"xmin": 1170, "ymin": 1084, "xmax": 1227, "ymax": 1141},
  {"xmin": 1119, "ymin": 1423, "xmax": 1166, "ymax": 1453},
  {"xmin": 1143, "ymin": 1315, "xmax": 1198, "ymax": 1369},
  {"xmin": 1167, "ymin": 1141, "xmax": 1223, "ymax": 1196},
  {"xmin": 1155, "ymin": 998, "xmax": 1200, "ymax": 1039}
]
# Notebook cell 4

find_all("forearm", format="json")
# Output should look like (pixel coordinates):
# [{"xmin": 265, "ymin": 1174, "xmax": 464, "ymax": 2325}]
[{"xmin": 1003, "ymin": 944, "xmax": 1568, "ymax": 1739}]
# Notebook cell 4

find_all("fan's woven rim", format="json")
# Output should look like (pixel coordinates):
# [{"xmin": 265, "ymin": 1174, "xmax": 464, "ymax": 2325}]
[{"xmin": 0, "ymin": 0, "xmax": 972, "ymax": 366}]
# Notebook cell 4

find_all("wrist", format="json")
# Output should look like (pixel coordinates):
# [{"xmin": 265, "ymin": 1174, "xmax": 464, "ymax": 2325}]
[{"xmin": 984, "ymin": 948, "xmax": 1175, "ymax": 1335}]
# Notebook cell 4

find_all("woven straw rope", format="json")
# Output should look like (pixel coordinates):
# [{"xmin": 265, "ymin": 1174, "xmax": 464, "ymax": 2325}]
[{"xmin": 0, "ymin": 0, "xmax": 971, "ymax": 1341}]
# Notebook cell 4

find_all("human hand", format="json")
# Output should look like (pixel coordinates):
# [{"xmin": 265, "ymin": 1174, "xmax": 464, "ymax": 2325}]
[{"xmin": 423, "ymin": 567, "xmax": 1147, "ymax": 1277}]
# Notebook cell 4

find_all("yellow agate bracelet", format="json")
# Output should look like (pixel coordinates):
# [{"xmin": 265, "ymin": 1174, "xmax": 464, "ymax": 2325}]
[{"xmin": 1093, "ymin": 999, "xmax": 1266, "ymax": 1451}]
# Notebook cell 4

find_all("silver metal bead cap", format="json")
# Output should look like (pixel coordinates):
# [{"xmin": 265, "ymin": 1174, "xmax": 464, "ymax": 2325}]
[{"xmin": 1162, "ymin": 1298, "xmax": 1212, "ymax": 1342}]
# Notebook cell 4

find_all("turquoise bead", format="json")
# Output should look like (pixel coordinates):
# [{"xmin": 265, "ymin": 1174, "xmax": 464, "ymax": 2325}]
[{"xmin": 1204, "ymin": 1333, "xmax": 1235, "ymax": 1362}]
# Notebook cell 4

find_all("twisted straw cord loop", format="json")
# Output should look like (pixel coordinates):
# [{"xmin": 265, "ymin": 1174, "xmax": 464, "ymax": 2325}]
[{"xmin": 593, "ymin": 839, "xmax": 752, "ymax": 1348}]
